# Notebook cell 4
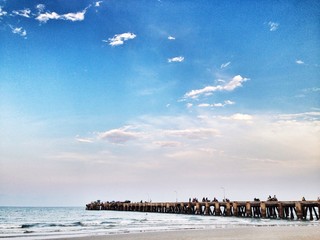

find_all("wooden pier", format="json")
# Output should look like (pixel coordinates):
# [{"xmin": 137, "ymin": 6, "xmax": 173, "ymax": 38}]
[{"xmin": 86, "ymin": 200, "xmax": 320, "ymax": 221}]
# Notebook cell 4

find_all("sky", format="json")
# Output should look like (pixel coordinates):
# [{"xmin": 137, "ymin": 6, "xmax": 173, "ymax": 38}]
[{"xmin": 0, "ymin": 0, "xmax": 319, "ymax": 206}]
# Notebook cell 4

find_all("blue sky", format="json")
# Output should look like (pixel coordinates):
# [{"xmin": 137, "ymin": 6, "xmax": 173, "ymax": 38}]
[{"xmin": 0, "ymin": 0, "xmax": 319, "ymax": 206}]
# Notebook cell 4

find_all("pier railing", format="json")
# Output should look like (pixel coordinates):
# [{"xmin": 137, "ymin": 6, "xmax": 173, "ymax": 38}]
[{"xmin": 86, "ymin": 200, "xmax": 320, "ymax": 221}]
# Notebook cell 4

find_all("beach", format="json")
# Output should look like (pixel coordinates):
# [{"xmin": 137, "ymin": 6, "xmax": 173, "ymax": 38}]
[{"xmin": 61, "ymin": 226, "xmax": 320, "ymax": 240}]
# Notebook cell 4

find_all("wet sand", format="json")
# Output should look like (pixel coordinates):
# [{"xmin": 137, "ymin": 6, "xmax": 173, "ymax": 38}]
[{"xmin": 56, "ymin": 225, "xmax": 320, "ymax": 240}]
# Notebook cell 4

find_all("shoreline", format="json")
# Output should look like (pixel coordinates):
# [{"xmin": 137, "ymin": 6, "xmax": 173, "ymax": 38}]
[{"xmin": 51, "ymin": 225, "xmax": 320, "ymax": 240}]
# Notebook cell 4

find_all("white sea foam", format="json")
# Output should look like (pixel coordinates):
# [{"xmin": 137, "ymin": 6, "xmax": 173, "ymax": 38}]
[{"xmin": 0, "ymin": 207, "xmax": 318, "ymax": 239}]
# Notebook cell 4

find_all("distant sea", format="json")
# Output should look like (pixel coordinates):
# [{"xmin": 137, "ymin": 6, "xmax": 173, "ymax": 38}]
[{"xmin": 0, "ymin": 206, "xmax": 318, "ymax": 239}]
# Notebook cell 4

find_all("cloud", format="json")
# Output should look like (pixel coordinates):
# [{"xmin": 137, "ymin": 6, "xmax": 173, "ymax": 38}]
[
  {"xmin": 36, "ymin": 12, "xmax": 60, "ymax": 22},
  {"xmin": 105, "ymin": 32, "xmax": 137, "ymax": 46},
  {"xmin": 0, "ymin": 6, "xmax": 7, "ymax": 17},
  {"xmin": 296, "ymin": 59, "xmax": 305, "ymax": 65},
  {"xmin": 12, "ymin": 8, "xmax": 31, "ymax": 18},
  {"xmin": 184, "ymin": 75, "xmax": 249, "ymax": 99},
  {"xmin": 276, "ymin": 112, "xmax": 320, "ymax": 121},
  {"xmin": 36, "ymin": 4, "xmax": 46, "ymax": 13},
  {"xmin": 198, "ymin": 100, "xmax": 235, "ymax": 108},
  {"xmin": 153, "ymin": 141, "xmax": 181, "ymax": 148},
  {"xmin": 268, "ymin": 21, "xmax": 279, "ymax": 31},
  {"xmin": 186, "ymin": 103, "xmax": 193, "ymax": 108},
  {"xmin": 95, "ymin": 1, "xmax": 103, "ymax": 7},
  {"xmin": 168, "ymin": 35, "xmax": 175, "ymax": 40},
  {"xmin": 98, "ymin": 126, "xmax": 140, "ymax": 144},
  {"xmin": 11, "ymin": 26, "xmax": 27, "ymax": 37},
  {"xmin": 75, "ymin": 136, "xmax": 93, "ymax": 143},
  {"xmin": 304, "ymin": 87, "xmax": 320, "ymax": 93},
  {"xmin": 220, "ymin": 61, "xmax": 231, "ymax": 69},
  {"xmin": 168, "ymin": 56, "xmax": 184, "ymax": 63},
  {"xmin": 228, "ymin": 113, "xmax": 253, "ymax": 121},
  {"xmin": 36, "ymin": 8, "xmax": 87, "ymax": 23},
  {"xmin": 165, "ymin": 128, "xmax": 219, "ymax": 139},
  {"xmin": 62, "ymin": 10, "xmax": 87, "ymax": 21}
]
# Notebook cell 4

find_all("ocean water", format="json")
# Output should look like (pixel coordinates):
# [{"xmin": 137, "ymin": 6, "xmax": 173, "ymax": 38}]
[{"xmin": 0, "ymin": 207, "xmax": 318, "ymax": 239}]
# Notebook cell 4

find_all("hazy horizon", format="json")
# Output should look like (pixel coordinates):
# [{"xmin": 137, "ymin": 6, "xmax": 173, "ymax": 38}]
[{"xmin": 0, "ymin": 0, "xmax": 319, "ymax": 207}]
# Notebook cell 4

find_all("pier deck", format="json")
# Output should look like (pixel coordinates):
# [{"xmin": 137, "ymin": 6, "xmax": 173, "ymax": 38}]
[{"xmin": 86, "ymin": 200, "xmax": 320, "ymax": 221}]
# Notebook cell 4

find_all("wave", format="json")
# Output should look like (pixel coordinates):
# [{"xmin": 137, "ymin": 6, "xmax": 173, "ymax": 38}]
[
  {"xmin": 20, "ymin": 222, "xmax": 85, "ymax": 229},
  {"xmin": 21, "ymin": 223, "xmax": 40, "ymax": 228}
]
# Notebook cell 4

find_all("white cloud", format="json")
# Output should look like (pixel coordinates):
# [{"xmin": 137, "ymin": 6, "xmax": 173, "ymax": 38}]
[
  {"xmin": 36, "ymin": 4, "xmax": 46, "ymax": 13},
  {"xmin": 304, "ymin": 87, "xmax": 320, "ymax": 93},
  {"xmin": 153, "ymin": 141, "xmax": 181, "ymax": 148},
  {"xmin": 165, "ymin": 128, "xmax": 219, "ymax": 139},
  {"xmin": 220, "ymin": 61, "xmax": 231, "ymax": 69},
  {"xmin": 198, "ymin": 103, "xmax": 210, "ymax": 108},
  {"xmin": 36, "ymin": 8, "xmax": 87, "ymax": 23},
  {"xmin": 75, "ymin": 136, "xmax": 93, "ymax": 143},
  {"xmin": 268, "ymin": 21, "xmax": 279, "ymax": 31},
  {"xmin": 0, "ymin": 6, "xmax": 7, "ymax": 17},
  {"xmin": 184, "ymin": 75, "xmax": 249, "ymax": 99},
  {"xmin": 98, "ymin": 126, "xmax": 141, "ymax": 144},
  {"xmin": 296, "ymin": 59, "xmax": 305, "ymax": 65},
  {"xmin": 168, "ymin": 35, "xmax": 175, "ymax": 40},
  {"xmin": 95, "ymin": 1, "xmax": 103, "ymax": 7},
  {"xmin": 105, "ymin": 32, "xmax": 137, "ymax": 46},
  {"xmin": 12, "ymin": 8, "xmax": 31, "ymax": 18},
  {"xmin": 11, "ymin": 27, "xmax": 27, "ymax": 37},
  {"xmin": 276, "ymin": 112, "xmax": 320, "ymax": 121},
  {"xmin": 229, "ymin": 113, "xmax": 253, "ymax": 121},
  {"xmin": 61, "ymin": 10, "xmax": 87, "ymax": 21},
  {"xmin": 198, "ymin": 100, "xmax": 235, "ymax": 108},
  {"xmin": 186, "ymin": 103, "xmax": 193, "ymax": 108},
  {"xmin": 36, "ymin": 12, "xmax": 62, "ymax": 22},
  {"xmin": 168, "ymin": 56, "xmax": 184, "ymax": 63}
]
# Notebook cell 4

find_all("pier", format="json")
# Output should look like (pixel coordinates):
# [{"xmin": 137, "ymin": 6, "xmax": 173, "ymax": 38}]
[{"xmin": 86, "ymin": 200, "xmax": 320, "ymax": 221}]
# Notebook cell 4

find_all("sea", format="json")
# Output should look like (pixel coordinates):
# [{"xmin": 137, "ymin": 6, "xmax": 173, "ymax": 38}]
[{"xmin": 0, "ymin": 206, "xmax": 318, "ymax": 239}]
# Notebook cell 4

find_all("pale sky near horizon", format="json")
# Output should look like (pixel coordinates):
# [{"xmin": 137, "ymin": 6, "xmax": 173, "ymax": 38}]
[{"xmin": 0, "ymin": 0, "xmax": 319, "ymax": 206}]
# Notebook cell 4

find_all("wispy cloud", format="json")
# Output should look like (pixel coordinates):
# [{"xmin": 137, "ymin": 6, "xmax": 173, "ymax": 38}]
[
  {"xmin": 105, "ymin": 32, "xmax": 137, "ymax": 46},
  {"xmin": 268, "ymin": 21, "xmax": 279, "ymax": 31},
  {"xmin": 165, "ymin": 128, "xmax": 219, "ymax": 139},
  {"xmin": 153, "ymin": 141, "xmax": 181, "ymax": 148},
  {"xmin": 226, "ymin": 113, "xmax": 253, "ymax": 121},
  {"xmin": 36, "ymin": 4, "xmax": 46, "ymax": 13},
  {"xmin": 184, "ymin": 75, "xmax": 249, "ymax": 99},
  {"xmin": 220, "ymin": 61, "xmax": 231, "ymax": 69},
  {"xmin": 36, "ymin": 12, "xmax": 60, "ymax": 22},
  {"xmin": 276, "ymin": 112, "xmax": 320, "ymax": 121},
  {"xmin": 95, "ymin": 1, "xmax": 103, "ymax": 7},
  {"xmin": 303, "ymin": 87, "xmax": 320, "ymax": 93},
  {"xmin": 75, "ymin": 135, "xmax": 94, "ymax": 143},
  {"xmin": 62, "ymin": 10, "xmax": 87, "ymax": 21},
  {"xmin": 12, "ymin": 8, "xmax": 31, "ymax": 18},
  {"xmin": 11, "ymin": 26, "xmax": 27, "ymax": 38},
  {"xmin": 168, "ymin": 56, "xmax": 184, "ymax": 63},
  {"xmin": 198, "ymin": 100, "xmax": 235, "ymax": 108},
  {"xmin": 36, "ymin": 8, "xmax": 88, "ymax": 23},
  {"xmin": 0, "ymin": 6, "xmax": 7, "ymax": 17},
  {"xmin": 97, "ymin": 126, "xmax": 141, "ymax": 144},
  {"xmin": 168, "ymin": 35, "xmax": 175, "ymax": 40},
  {"xmin": 296, "ymin": 59, "xmax": 305, "ymax": 65},
  {"xmin": 186, "ymin": 103, "xmax": 193, "ymax": 108}
]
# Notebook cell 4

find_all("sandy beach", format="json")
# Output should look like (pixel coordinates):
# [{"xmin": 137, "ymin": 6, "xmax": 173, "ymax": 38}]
[{"xmin": 57, "ymin": 226, "xmax": 320, "ymax": 240}]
